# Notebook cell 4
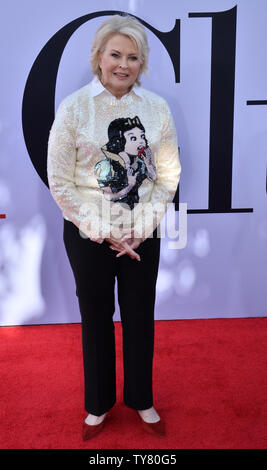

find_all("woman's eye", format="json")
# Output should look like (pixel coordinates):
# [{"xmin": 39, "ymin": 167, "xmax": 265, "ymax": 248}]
[
  {"xmin": 130, "ymin": 136, "xmax": 137, "ymax": 141},
  {"xmin": 111, "ymin": 53, "xmax": 119, "ymax": 58},
  {"xmin": 129, "ymin": 56, "xmax": 138, "ymax": 61},
  {"xmin": 141, "ymin": 134, "xmax": 145, "ymax": 139}
]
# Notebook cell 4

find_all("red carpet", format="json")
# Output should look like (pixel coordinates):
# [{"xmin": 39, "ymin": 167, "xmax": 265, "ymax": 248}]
[{"xmin": 0, "ymin": 318, "xmax": 266, "ymax": 449}]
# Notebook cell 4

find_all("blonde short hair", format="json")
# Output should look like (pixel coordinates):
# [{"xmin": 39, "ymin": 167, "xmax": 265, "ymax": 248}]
[{"xmin": 90, "ymin": 14, "xmax": 149, "ymax": 86}]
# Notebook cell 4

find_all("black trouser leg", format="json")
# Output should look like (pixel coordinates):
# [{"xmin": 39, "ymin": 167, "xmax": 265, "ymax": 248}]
[
  {"xmin": 117, "ymin": 232, "xmax": 161, "ymax": 410},
  {"xmin": 63, "ymin": 219, "xmax": 117, "ymax": 415}
]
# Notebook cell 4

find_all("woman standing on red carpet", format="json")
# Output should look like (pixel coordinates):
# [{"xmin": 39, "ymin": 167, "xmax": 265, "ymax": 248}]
[{"xmin": 47, "ymin": 13, "xmax": 181, "ymax": 440}]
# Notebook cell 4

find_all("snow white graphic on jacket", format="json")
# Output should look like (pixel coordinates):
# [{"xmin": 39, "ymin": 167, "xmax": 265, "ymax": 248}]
[{"xmin": 94, "ymin": 116, "xmax": 157, "ymax": 210}]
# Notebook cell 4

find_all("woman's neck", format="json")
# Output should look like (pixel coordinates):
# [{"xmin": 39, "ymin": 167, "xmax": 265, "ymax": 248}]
[{"xmin": 100, "ymin": 79, "xmax": 132, "ymax": 100}]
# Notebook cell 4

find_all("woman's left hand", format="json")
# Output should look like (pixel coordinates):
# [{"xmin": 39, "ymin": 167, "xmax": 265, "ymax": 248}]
[
  {"xmin": 108, "ymin": 228, "xmax": 143, "ymax": 258},
  {"xmin": 110, "ymin": 238, "xmax": 141, "ymax": 258}
]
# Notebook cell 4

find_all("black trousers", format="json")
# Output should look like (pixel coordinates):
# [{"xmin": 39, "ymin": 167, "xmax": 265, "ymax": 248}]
[{"xmin": 63, "ymin": 219, "xmax": 161, "ymax": 416}]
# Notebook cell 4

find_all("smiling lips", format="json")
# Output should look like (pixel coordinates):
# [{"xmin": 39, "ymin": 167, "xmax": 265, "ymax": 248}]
[{"xmin": 114, "ymin": 72, "xmax": 129, "ymax": 79}]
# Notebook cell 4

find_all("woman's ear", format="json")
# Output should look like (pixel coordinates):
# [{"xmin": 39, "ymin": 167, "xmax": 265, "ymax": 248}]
[{"xmin": 97, "ymin": 51, "xmax": 102, "ymax": 70}]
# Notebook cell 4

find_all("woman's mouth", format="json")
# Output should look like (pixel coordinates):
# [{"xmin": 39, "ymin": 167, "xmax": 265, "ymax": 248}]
[{"xmin": 114, "ymin": 72, "xmax": 129, "ymax": 79}]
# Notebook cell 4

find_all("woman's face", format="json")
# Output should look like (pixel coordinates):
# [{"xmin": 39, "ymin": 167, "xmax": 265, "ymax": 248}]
[
  {"xmin": 98, "ymin": 33, "xmax": 142, "ymax": 99},
  {"xmin": 124, "ymin": 127, "xmax": 146, "ymax": 155}
]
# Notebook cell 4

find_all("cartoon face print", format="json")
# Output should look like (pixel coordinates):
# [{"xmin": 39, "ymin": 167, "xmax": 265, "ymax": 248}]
[
  {"xmin": 123, "ymin": 127, "xmax": 147, "ymax": 155},
  {"xmin": 94, "ymin": 115, "xmax": 157, "ymax": 210}
]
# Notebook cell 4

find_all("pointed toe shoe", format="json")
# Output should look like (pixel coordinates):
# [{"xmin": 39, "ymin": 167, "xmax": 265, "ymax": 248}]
[
  {"xmin": 82, "ymin": 416, "xmax": 106, "ymax": 441},
  {"xmin": 138, "ymin": 414, "xmax": 166, "ymax": 438}
]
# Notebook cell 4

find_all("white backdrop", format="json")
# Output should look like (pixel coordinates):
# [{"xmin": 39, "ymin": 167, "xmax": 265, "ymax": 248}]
[{"xmin": 0, "ymin": 0, "xmax": 266, "ymax": 326}]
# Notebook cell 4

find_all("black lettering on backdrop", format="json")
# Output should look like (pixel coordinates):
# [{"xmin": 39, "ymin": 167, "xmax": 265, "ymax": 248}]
[
  {"xmin": 246, "ymin": 101, "xmax": 267, "ymax": 195},
  {"xmin": 189, "ymin": 6, "xmax": 252, "ymax": 213}
]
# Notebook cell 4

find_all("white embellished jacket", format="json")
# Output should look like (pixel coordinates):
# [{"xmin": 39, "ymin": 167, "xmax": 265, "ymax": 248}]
[{"xmin": 47, "ymin": 76, "xmax": 181, "ymax": 243}]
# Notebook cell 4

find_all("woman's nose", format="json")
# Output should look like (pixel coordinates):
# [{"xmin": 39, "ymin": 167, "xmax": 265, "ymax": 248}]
[{"xmin": 120, "ymin": 57, "xmax": 128, "ymax": 68}]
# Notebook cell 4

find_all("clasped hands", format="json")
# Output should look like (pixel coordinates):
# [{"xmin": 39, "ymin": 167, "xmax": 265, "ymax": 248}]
[{"xmin": 105, "ymin": 228, "xmax": 143, "ymax": 261}]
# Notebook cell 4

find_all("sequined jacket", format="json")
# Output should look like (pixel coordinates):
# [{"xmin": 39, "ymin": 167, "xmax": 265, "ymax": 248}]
[{"xmin": 47, "ymin": 76, "xmax": 181, "ymax": 243}]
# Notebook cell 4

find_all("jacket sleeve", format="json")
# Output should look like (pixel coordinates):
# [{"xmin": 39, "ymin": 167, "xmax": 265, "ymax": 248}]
[
  {"xmin": 47, "ymin": 98, "xmax": 111, "ymax": 243},
  {"xmin": 133, "ymin": 100, "xmax": 181, "ymax": 240}
]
